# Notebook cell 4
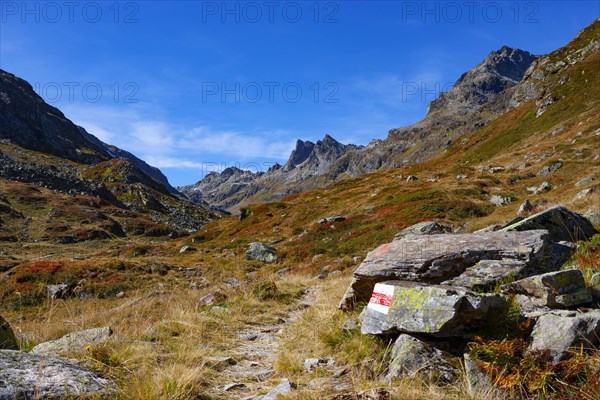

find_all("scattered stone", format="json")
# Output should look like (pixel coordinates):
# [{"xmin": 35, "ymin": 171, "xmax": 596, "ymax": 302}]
[
  {"xmin": 249, "ymin": 368, "xmax": 275, "ymax": 382},
  {"xmin": 361, "ymin": 281, "xmax": 505, "ymax": 337},
  {"xmin": 198, "ymin": 291, "xmax": 226, "ymax": 307},
  {"xmin": 304, "ymin": 357, "xmax": 334, "ymax": 372},
  {"xmin": 527, "ymin": 181, "xmax": 552, "ymax": 195},
  {"xmin": 207, "ymin": 356, "xmax": 237, "ymax": 370},
  {"xmin": 340, "ymin": 229, "xmax": 555, "ymax": 310},
  {"xmin": 406, "ymin": 175, "xmax": 418, "ymax": 182},
  {"xmin": 223, "ymin": 278, "xmax": 243, "ymax": 288},
  {"xmin": 584, "ymin": 211, "xmax": 600, "ymax": 226},
  {"xmin": 275, "ymin": 267, "xmax": 291, "ymax": 275},
  {"xmin": 319, "ymin": 216, "xmax": 346, "ymax": 225},
  {"xmin": 222, "ymin": 383, "xmax": 246, "ymax": 392},
  {"xmin": 539, "ymin": 161, "xmax": 563, "ymax": 176},
  {"xmin": 575, "ymin": 177, "xmax": 594, "ymax": 187},
  {"xmin": 31, "ymin": 327, "xmax": 112, "ymax": 356},
  {"xmin": 179, "ymin": 245, "xmax": 196, "ymax": 253},
  {"xmin": 442, "ymin": 259, "xmax": 526, "ymax": 291},
  {"xmin": 501, "ymin": 205, "xmax": 597, "ymax": 242},
  {"xmin": 253, "ymin": 379, "xmax": 295, "ymax": 400},
  {"xmin": 528, "ymin": 309, "xmax": 600, "ymax": 362},
  {"xmin": 456, "ymin": 174, "xmax": 468, "ymax": 180},
  {"xmin": 245, "ymin": 242, "xmax": 278, "ymax": 263},
  {"xmin": 517, "ymin": 199, "xmax": 534, "ymax": 216},
  {"xmin": 46, "ymin": 284, "xmax": 69, "ymax": 299},
  {"xmin": 474, "ymin": 224, "xmax": 502, "ymax": 233},
  {"xmin": 330, "ymin": 388, "xmax": 391, "ymax": 400},
  {"xmin": 500, "ymin": 269, "xmax": 591, "ymax": 312},
  {"xmin": 312, "ymin": 254, "xmax": 324, "ymax": 263},
  {"xmin": 342, "ymin": 318, "xmax": 360, "ymax": 332},
  {"xmin": 393, "ymin": 221, "xmax": 452, "ymax": 241},
  {"xmin": 387, "ymin": 334, "xmax": 458, "ymax": 383},
  {"xmin": 463, "ymin": 353, "xmax": 493, "ymax": 396},
  {"xmin": 574, "ymin": 186, "xmax": 597, "ymax": 201},
  {"xmin": 0, "ymin": 350, "xmax": 116, "ymax": 399},
  {"xmin": 489, "ymin": 195, "xmax": 514, "ymax": 206},
  {"xmin": 0, "ymin": 316, "xmax": 18, "ymax": 350}
]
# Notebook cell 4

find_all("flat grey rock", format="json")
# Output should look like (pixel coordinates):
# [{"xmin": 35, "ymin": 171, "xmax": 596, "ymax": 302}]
[{"xmin": 0, "ymin": 350, "xmax": 116, "ymax": 399}]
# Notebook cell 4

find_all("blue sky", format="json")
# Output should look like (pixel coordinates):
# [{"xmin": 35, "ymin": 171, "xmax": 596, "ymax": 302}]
[{"xmin": 1, "ymin": 1, "xmax": 598, "ymax": 186}]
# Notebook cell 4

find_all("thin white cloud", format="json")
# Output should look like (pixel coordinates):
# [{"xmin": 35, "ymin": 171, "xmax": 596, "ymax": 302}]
[{"xmin": 60, "ymin": 104, "xmax": 295, "ymax": 170}]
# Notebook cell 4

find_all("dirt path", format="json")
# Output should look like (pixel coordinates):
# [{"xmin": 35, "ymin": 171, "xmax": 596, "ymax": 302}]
[{"xmin": 210, "ymin": 286, "xmax": 318, "ymax": 399}]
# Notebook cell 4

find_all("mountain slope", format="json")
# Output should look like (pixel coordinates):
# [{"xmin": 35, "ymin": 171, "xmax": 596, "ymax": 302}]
[
  {"xmin": 77, "ymin": 126, "xmax": 179, "ymax": 195},
  {"xmin": 182, "ymin": 46, "xmax": 539, "ymax": 212},
  {"xmin": 0, "ymin": 69, "xmax": 216, "ymax": 240}
]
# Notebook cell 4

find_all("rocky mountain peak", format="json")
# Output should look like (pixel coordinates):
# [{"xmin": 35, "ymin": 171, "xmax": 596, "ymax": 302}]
[
  {"xmin": 283, "ymin": 139, "xmax": 316, "ymax": 171},
  {"xmin": 427, "ymin": 46, "xmax": 538, "ymax": 115}
]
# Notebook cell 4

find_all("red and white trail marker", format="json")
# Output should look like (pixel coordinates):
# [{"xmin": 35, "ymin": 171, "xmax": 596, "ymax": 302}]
[{"xmin": 367, "ymin": 283, "xmax": 394, "ymax": 314}]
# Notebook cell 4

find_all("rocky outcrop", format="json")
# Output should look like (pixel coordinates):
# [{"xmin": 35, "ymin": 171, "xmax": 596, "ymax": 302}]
[
  {"xmin": 339, "ymin": 229, "xmax": 555, "ymax": 311},
  {"xmin": 344, "ymin": 205, "xmax": 599, "ymax": 388},
  {"xmin": 0, "ymin": 350, "xmax": 116, "ymax": 399},
  {"xmin": 31, "ymin": 327, "xmax": 113, "ymax": 356},
  {"xmin": 361, "ymin": 281, "xmax": 504, "ymax": 337},
  {"xmin": 388, "ymin": 334, "xmax": 458, "ymax": 383},
  {"xmin": 501, "ymin": 205, "xmax": 597, "ymax": 242},
  {"xmin": 528, "ymin": 310, "xmax": 600, "ymax": 362},
  {"xmin": 0, "ymin": 316, "xmax": 18, "ymax": 350},
  {"xmin": 245, "ymin": 243, "xmax": 278, "ymax": 263},
  {"xmin": 392, "ymin": 221, "xmax": 452, "ymax": 241},
  {"xmin": 500, "ymin": 269, "xmax": 592, "ymax": 312}
]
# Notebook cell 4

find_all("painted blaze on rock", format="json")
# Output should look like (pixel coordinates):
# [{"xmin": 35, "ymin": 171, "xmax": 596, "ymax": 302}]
[{"xmin": 361, "ymin": 281, "xmax": 505, "ymax": 337}]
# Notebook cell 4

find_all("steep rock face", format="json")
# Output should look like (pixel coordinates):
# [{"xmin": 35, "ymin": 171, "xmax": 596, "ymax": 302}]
[
  {"xmin": 427, "ymin": 46, "xmax": 538, "ymax": 115},
  {"xmin": 0, "ymin": 69, "xmax": 107, "ymax": 164}
]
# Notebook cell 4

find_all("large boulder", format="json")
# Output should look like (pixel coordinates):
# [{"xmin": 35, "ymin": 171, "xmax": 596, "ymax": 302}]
[
  {"xmin": 393, "ymin": 221, "xmax": 451, "ymax": 241},
  {"xmin": 340, "ymin": 230, "xmax": 554, "ymax": 310},
  {"xmin": 528, "ymin": 309, "xmax": 600, "ymax": 362},
  {"xmin": 0, "ymin": 350, "xmax": 116, "ymax": 399},
  {"xmin": 0, "ymin": 316, "xmax": 18, "ymax": 350},
  {"xmin": 245, "ymin": 242, "xmax": 278, "ymax": 263},
  {"xmin": 387, "ymin": 334, "xmax": 458, "ymax": 383},
  {"xmin": 31, "ymin": 327, "xmax": 112, "ymax": 356},
  {"xmin": 360, "ymin": 281, "xmax": 505, "ymax": 337},
  {"xmin": 500, "ymin": 269, "xmax": 592, "ymax": 312},
  {"xmin": 501, "ymin": 205, "xmax": 597, "ymax": 243}
]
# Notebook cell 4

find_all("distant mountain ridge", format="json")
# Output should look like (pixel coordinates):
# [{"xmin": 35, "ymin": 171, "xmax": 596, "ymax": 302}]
[
  {"xmin": 178, "ymin": 135, "xmax": 362, "ymax": 211},
  {"xmin": 180, "ymin": 45, "xmax": 540, "ymax": 212}
]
